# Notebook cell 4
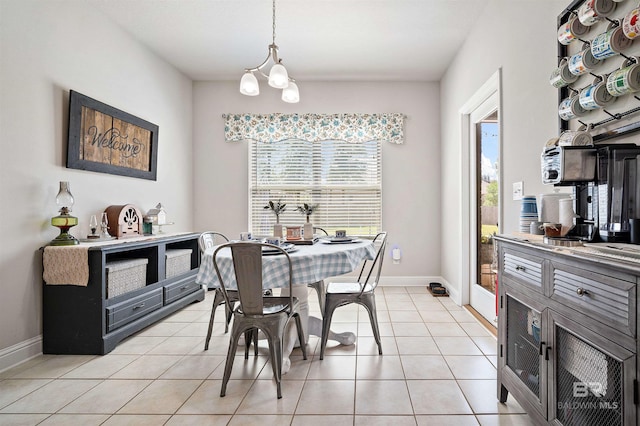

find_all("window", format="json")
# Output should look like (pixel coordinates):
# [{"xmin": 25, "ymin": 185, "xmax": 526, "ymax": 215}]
[{"xmin": 249, "ymin": 138, "xmax": 382, "ymax": 236}]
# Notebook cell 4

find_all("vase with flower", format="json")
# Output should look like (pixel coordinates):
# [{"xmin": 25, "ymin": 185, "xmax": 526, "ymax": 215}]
[
  {"xmin": 264, "ymin": 200, "xmax": 287, "ymax": 237},
  {"xmin": 296, "ymin": 203, "xmax": 318, "ymax": 240}
]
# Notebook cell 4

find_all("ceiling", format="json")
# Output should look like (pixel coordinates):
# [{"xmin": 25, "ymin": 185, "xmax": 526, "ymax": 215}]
[{"xmin": 87, "ymin": 0, "xmax": 490, "ymax": 82}]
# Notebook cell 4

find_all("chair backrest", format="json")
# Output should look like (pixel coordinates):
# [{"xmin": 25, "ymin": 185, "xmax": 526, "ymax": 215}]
[
  {"xmin": 198, "ymin": 231, "xmax": 229, "ymax": 253},
  {"xmin": 313, "ymin": 227, "xmax": 329, "ymax": 236},
  {"xmin": 357, "ymin": 232, "xmax": 388, "ymax": 292},
  {"xmin": 212, "ymin": 242, "xmax": 294, "ymax": 316}
]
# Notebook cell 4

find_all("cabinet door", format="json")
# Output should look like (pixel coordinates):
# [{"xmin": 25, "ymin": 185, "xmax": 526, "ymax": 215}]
[
  {"xmin": 548, "ymin": 310, "xmax": 636, "ymax": 426},
  {"xmin": 499, "ymin": 285, "xmax": 548, "ymax": 419}
]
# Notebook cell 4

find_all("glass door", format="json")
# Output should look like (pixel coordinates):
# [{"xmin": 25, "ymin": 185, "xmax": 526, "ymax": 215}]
[{"xmin": 469, "ymin": 92, "xmax": 500, "ymax": 323}]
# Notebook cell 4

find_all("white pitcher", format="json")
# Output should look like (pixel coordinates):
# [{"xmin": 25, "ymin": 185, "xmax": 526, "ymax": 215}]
[{"xmin": 558, "ymin": 198, "xmax": 579, "ymax": 237}]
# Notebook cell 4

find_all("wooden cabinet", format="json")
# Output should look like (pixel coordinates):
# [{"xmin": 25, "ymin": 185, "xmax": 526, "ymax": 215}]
[
  {"xmin": 43, "ymin": 233, "xmax": 204, "ymax": 355},
  {"xmin": 496, "ymin": 236, "xmax": 639, "ymax": 425}
]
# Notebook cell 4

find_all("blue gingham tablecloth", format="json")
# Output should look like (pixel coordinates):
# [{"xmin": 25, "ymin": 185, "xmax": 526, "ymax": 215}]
[{"xmin": 196, "ymin": 239, "xmax": 376, "ymax": 290}]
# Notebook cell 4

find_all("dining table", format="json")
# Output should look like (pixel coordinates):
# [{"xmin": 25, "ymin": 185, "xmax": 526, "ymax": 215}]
[{"xmin": 195, "ymin": 237, "xmax": 377, "ymax": 369}]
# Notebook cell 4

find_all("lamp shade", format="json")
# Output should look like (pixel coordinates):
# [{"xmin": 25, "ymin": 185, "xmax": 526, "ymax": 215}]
[
  {"xmin": 282, "ymin": 81, "xmax": 300, "ymax": 103},
  {"xmin": 240, "ymin": 72, "xmax": 260, "ymax": 96},
  {"xmin": 268, "ymin": 63, "xmax": 289, "ymax": 88}
]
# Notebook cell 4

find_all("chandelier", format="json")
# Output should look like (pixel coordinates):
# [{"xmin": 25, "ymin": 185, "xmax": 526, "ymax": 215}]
[{"xmin": 239, "ymin": 0, "xmax": 300, "ymax": 103}]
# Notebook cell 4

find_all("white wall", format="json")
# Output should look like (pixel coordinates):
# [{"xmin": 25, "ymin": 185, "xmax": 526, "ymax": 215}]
[
  {"xmin": 0, "ymin": 0, "xmax": 193, "ymax": 360},
  {"xmin": 193, "ymin": 81, "xmax": 441, "ymax": 281},
  {"xmin": 440, "ymin": 0, "xmax": 567, "ymax": 302}
]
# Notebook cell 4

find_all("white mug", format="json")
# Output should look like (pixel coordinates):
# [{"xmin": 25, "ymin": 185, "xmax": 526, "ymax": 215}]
[
  {"xmin": 579, "ymin": 77, "xmax": 615, "ymax": 109},
  {"xmin": 240, "ymin": 232, "xmax": 252, "ymax": 241},
  {"xmin": 568, "ymin": 47, "xmax": 601, "ymax": 76},
  {"xmin": 623, "ymin": 7, "xmax": 640, "ymax": 39},
  {"xmin": 558, "ymin": 16, "xmax": 589, "ymax": 45},
  {"xmin": 578, "ymin": 0, "xmax": 616, "ymax": 26},
  {"xmin": 558, "ymin": 96, "xmax": 587, "ymax": 121},
  {"xmin": 607, "ymin": 58, "xmax": 640, "ymax": 96},
  {"xmin": 558, "ymin": 130, "xmax": 593, "ymax": 147},
  {"xmin": 591, "ymin": 26, "xmax": 633, "ymax": 60},
  {"xmin": 550, "ymin": 58, "xmax": 578, "ymax": 88}
]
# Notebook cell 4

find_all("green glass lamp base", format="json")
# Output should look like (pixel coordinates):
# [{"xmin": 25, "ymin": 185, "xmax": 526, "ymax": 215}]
[
  {"xmin": 50, "ymin": 214, "xmax": 79, "ymax": 246},
  {"xmin": 50, "ymin": 231, "xmax": 79, "ymax": 246}
]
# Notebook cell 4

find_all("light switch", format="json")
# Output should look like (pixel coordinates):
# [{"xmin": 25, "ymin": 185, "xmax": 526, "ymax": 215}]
[{"xmin": 513, "ymin": 181, "xmax": 523, "ymax": 200}]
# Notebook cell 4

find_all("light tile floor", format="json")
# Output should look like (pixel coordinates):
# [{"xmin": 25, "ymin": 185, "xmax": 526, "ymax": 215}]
[{"xmin": 0, "ymin": 286, "xmax": 534, "ymax": 425}]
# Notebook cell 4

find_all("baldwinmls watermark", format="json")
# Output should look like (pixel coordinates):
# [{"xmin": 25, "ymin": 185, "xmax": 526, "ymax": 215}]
[{"xmin": 557, "ymin": 382, "xmax": 619, "ymax": 410}]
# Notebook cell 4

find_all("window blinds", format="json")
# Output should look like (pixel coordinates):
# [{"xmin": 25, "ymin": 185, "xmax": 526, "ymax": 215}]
[{"xmin": 249, "ymin": 139, "xmax": 382, "ymax": 237}]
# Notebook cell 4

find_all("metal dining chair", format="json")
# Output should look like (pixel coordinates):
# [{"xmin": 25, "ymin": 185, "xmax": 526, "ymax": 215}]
[
  {"xmin": 308, "ymin": 227, "xmax": 329, "ymax": 314},
  {"xmin": 199, "ymin": 231, "xmax": 238, "ymax": 350},
  {"xmin": 213, "ymin": 241, "xmax": 307, "ymax": 399},
  {"xmin": 319, "ymin": 231, "xmax": 388, "ymax": 360}
]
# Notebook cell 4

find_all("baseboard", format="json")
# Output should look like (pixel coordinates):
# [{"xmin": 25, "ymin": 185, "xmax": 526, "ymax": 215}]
[
  {"xmin": 438, "ymin": 277, "xmax": 461, "ymax": 306},
  {"xmin": 378, "ymin": 276, "xmax": 440, "ymax": 287},
  {"xmin": 0, "ymin": 336, "xmax": 42, "ymax": 373}
]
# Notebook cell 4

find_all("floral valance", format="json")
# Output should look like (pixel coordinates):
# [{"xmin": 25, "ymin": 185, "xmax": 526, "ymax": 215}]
[{"xmin": 223, "ymin": 113, "xmax": 405, "ymax": 144}]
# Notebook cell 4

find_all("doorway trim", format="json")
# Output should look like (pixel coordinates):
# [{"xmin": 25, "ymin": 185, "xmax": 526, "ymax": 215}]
[{"xmin": 458, "ymin": 69, "xmax": 503, "ymax": 316}]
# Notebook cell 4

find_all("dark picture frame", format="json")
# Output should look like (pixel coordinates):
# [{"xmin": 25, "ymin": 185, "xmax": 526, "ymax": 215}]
[{"xmin": 67, "ymin": 90, "xmax": 158, "ymax": 180}]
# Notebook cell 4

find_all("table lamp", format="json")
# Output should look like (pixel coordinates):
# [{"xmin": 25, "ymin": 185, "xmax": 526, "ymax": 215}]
[{"xmin": 49, "ymin": 181, "xmax": 79, "ymax": 245}]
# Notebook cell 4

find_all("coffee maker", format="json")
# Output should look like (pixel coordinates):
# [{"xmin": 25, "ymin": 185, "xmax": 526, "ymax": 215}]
[
  {"xmin": 541, "ymin": 146, "xmax": 598, "ymax": 241},
  {"xmin": 541, "ymin": 143, "xmax": 640, "ymax": 243},
  {"xmin": 596, "ymin": 144, "xmax": 640, "ymax": 243}
]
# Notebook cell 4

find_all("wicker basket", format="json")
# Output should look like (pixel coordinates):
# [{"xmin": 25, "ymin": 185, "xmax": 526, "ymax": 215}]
[
  {"xmin": 166, "ymin": 249, "xmax": 192, "ymax": 278},
  {"xmin": 106, "ymin": 258, "xmax": 148, "ymax": 298}
]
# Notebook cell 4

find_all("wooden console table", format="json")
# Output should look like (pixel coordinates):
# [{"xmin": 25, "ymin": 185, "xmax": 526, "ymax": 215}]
[{"xmin": 42, "ymin": 233, "xmax": 204, "ymax": 355}]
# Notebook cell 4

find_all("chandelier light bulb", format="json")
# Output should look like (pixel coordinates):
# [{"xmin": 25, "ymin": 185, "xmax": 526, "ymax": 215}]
[
  {"xmin": 268, "ymin": 63, "xmax": 289, "ymax": 89},
  {"xmin": 240, "ymin": 72, "xmax": 260, "ymax": 96},
  {"xmin": 282, "ymin": 81, "xmax": 300, "ymax": 103}
]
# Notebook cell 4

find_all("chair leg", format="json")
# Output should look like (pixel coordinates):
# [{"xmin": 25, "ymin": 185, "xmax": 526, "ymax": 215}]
[
  {"xmin": 319, "ymin": 300, "xmax": 338, "ymax": 360},
  {"xmin": 265, "ymin": 330, "xmax": 283, "ymax": 399},
  {"xmin": 293, "ymin": 313, "xmax": 308, "ymax": 360},
  {"xmin": 363, "ymin": 300, "xmax": 383, "ymax": 355},
  {"xmin": 308, "ymin": 280, "xmax": 325, "ymax": 315},
  {"xmin": 224, "ymin": 303, "xmax": 233, "ymax": 333},
  {"xmin": 244, "ymin": 329, "xmax": 252, "ymax": 359},
  {"xmin": 220, "ymin": 324, "xmax": 241, "ymax": 397},
  {"xmin": 204, "ymin": 289, "xmax": 225, "ymax": 351}
]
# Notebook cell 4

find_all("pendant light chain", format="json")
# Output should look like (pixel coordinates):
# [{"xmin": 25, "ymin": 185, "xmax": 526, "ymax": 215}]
[{"xmin": 272, "ymin": 0, "xmax": 277, "ymax": 45}]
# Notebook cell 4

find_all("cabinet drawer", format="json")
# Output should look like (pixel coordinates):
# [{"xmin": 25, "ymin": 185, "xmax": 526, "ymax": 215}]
[
  {"xmin": 106, "ymin": 288, "xmax": 163, "ymax": 332},
  {"xmin": 502, "ymin": 250, "xmax": 544, "ymax": 291},
  {"xmin": 164, "ymin": 278, "xmax": 200, "ymax": 305},
  {"xmin": 550, "ymin": 262, "xmax": 636, "ymax": 337}
]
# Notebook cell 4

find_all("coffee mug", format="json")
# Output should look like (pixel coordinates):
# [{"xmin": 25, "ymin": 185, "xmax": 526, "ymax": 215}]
[
  {"xmin": 591, "ymin": 26, "xmax": 633, "ymax": 60},
  {"xmin": 550, "ymin": 58, "xmax": 578, "ymax": 88},
  {"xmin": 240, "ymin": 231, "xmax": 252, "ymax": 241},
  {"xmin": 607, "ymin": 58, "xmax": 640, "ymax": 96},
  {"xmin": 623, "ymin": 7, "xmax": 640, "ymax": 39},
  {"xmin": 558, "ymin": 130, "xmax": 593, "ymax": 146},
  {"xmin": 558, "ymin": 16, "xmax": 589, "ymax": 45},
  {"xmin": 579, "ymin": 77, "xmax": 615, "ymax": 109},
  {"xmin": 265, "ymin": 237, "xmax": 282, "ymax": 246},
  {"xmin": 543, "ymin": 223, "xmax": 562, "ymax": 238},
  {"xmin": 578, "ymin": 0, "xmax": 616, "ymax": 26},
  {"xmin": 559, "ymin": 96, "xmax": 587, "ymax": 121},
  {"xmin": 569, "ymin": 47, "xmax": 601, "ymax": 76},
  {"xmin": 335, "ymin": 230, "xmax": 347, "ymax": 238},
  {"xmin": 530, "ymin": 221, "xmax": 544, "ymax": 235}
]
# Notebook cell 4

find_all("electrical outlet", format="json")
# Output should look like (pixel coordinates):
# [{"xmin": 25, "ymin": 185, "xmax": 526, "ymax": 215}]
[{"xmin": 513, "ymin": 181, "xmax": 523, "ymax": 200}]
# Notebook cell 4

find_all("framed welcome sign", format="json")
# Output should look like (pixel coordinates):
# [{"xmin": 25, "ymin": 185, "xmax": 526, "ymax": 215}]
[{"xmin": 67, "ymin": 90, "xmax": 158, "ymax": 180}]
